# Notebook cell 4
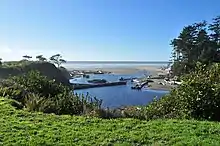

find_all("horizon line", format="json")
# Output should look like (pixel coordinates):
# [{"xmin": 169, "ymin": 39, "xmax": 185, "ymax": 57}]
[{"xmin": 67, "ymin": 61, "xmax": 172, "ymax": 64}]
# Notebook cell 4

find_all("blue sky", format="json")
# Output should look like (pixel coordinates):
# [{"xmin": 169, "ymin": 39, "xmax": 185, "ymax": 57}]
[{"xmin": 0, "ymin": 0, "xmax": 220, "ymax": 61}]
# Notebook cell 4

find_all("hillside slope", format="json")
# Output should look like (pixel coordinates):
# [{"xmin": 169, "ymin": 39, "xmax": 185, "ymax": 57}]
[
  {"xmin": 1, "ymin": 98, "xmax": 220, "ymax": 145},
  {"xmin": 0, "ymin": 62, "xmax": 71, "ymax": 86}
]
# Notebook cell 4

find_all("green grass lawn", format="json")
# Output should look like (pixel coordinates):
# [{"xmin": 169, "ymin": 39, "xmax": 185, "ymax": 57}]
[{"xmin": 1, "ymin": 97, "xmax": 220, "ymax": 145}]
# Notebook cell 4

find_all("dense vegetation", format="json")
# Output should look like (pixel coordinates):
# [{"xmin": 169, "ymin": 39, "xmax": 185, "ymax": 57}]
[
  {"xmin": 0, "ymin": 71, "xmax": 102, "ymax": 115},
  {"xmin": 140, "ymin": 63, "xmax": 220, "ymax": 121},
  {"xmin": 170, "ymin": 16, "xmax": 220, "ymax": 76},
  {"xmin": 138, "ymin": 16, "xmax": 220, "ymax": 121}
]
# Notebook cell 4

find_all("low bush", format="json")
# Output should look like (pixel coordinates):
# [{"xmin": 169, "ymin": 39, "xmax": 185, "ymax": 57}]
[
  {"xmin": 143, "ymin": 62, "xmax": 220, "ymax": 121},
  {"xmin": 0, "ymin": 70, "xmax": 102, "ymax": 115}
]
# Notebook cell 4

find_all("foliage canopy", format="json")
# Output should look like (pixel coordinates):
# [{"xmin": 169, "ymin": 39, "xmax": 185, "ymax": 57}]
[{"xmin": 170, "ymin": 16, "xmax": 220, "ymax": 76}]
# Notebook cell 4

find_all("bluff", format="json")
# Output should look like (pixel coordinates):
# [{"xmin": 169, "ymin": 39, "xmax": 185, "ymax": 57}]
[{"xmin": 0, "ymin": 62, "xmax": 71, "ymax": 86}]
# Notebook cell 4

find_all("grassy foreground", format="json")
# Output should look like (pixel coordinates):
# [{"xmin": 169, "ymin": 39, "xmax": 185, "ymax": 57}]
[{"xmin": 0, "ymin": 98, "xmax": 220, "ymax": 145}]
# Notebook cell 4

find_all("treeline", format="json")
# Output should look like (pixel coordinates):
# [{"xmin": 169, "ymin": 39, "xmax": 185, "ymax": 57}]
[
  {"xmin": 23, "ymin": 54, "xmax": 66, "ymax": 68},
  {"xmin": 140, "ymin": 15, "xmax": 220, "ymax": 121},
  {"xmin": 0, "ymin": 54, "xmax": 67, "ymax": 68},
  {"xmin": 170, "ymin": 16, "xmax": 220, "ymax": 76}
]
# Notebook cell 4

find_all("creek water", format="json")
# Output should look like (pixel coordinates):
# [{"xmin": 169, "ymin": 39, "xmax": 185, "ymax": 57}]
[{"xmin": 70, "ymin": 70, "xmax": 169, "ymax": 108}]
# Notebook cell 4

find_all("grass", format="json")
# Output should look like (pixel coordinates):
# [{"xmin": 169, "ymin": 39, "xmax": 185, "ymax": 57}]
[{"xmin": 1, "ymin": 98, "xmax": 220, "ymax": 145}]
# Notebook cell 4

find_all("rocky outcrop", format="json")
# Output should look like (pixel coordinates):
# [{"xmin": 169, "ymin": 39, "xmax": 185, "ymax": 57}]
[{"xmin": 0, "ymin": 62, "xmax": 71, "ymax": 86}]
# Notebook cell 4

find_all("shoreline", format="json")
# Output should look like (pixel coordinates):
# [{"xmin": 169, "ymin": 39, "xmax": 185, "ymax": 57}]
[
  {"xmin": 67, "ymin": 65, "xmax": 165, "ymax": 75},
  {"xmin": 147, "ymin": 81, "xmax": 177, "ymax": 91},
  {"xmin": 67, "ymin": 65, "xmax": 175, "ymax": 91}
]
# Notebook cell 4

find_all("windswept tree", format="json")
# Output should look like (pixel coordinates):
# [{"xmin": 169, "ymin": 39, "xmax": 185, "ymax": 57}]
[
  {"xmin": 36, "ymin": 55, "xmax": 47, "ymax": 62},
  {"xmin": 49, "ymin": 54, "xmax": 67, "ymax": 68},
  {"xmin": 22, "ymin": 55, "xmax": 32, "ymax": 61}
]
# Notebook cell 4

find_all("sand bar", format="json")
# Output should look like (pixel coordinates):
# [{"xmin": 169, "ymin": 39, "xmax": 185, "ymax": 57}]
[{"xmin": 67, "ymin": 65, "xmax": 165, "ymax": 75}]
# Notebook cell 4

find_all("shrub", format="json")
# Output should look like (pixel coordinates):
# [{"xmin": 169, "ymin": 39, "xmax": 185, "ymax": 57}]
[
  {"xmin": 8, "ymin": 70, "xmax": 71, "ymax": 98},
  {"xmin": 0, "ymin": 70, "xmax": 102, "ymax": 115},
  {"xmin": 143, "ymin": 62, "xmax": 220, "ymax": 121}
]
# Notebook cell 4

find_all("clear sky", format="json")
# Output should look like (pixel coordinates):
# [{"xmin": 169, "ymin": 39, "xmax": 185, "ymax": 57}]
[{"xmin": 0, "ymin": 0, "xmax": 220, "ymax": 61}]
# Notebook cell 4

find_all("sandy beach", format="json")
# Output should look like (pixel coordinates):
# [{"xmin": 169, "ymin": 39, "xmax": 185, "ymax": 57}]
[{"xmin": 69, "ymin": 65, "xmax": 165, "ymax": 75}]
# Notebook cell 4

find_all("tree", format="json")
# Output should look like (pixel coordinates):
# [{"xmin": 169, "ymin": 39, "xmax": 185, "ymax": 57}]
[
  {"xmin": 170, "ymin": 16, "xmax": 220, "ymax": 76},
  {"xmin": 170, "ymin": 24, "xmax": 198, "ymax": 75},
  {"xmin": 49, "ymin": 54, "xmax": 67, "ymax": 68},
  {"xmin": 170, "ymin": 25, "xmax": 196, "ymax": 63},
  {"xmin": 22, "ymin": 55, "xmax": 32, "ymax": 61},
  {"xmin": 0, "ymin": 58, "xmax": 2, "ymax": 66},
  {"xmin": 209, "ymin": 16, "xmax": 220, "ymax": 49},
  {"xmin": 36, "ymin": 55, "xmax": 47, "ymax": 62}
]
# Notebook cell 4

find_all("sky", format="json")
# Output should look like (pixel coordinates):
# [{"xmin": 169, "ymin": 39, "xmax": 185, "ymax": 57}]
[{"xmin": 0, "ymin": 0, "xmax": 220, "ymax": 61}]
